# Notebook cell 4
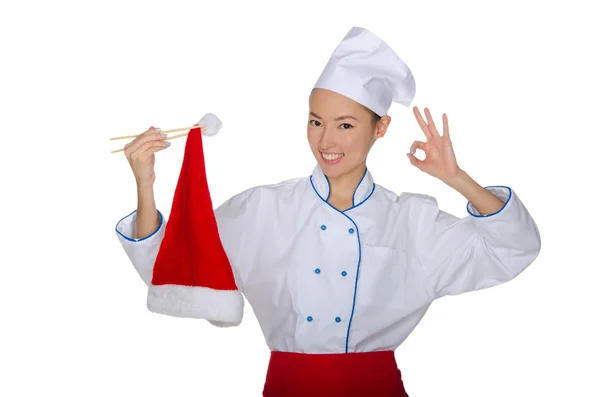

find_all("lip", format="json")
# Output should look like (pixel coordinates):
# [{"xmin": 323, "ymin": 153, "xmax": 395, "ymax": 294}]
[{"xmin": 320, "ymin": 151, "xmax": 344, "ymax": 165}]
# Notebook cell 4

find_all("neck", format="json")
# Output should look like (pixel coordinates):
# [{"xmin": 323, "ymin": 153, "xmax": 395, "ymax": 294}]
[{"xmin": 326, "ymin": 162, "xmax": 367, "ymax": 202}]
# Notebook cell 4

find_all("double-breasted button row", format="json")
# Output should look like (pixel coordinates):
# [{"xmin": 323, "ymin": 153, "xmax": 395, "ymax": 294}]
[
  {"xmin": 306, "ymin": 316, "xmax": 343, "ymax": 323},
  {"xmin": 314, "ymin": 268, "xmax": 348, "ymax": 277},
  {"xmin": 320, "ymin": 224, "xmax": 355, "ymax": 234},
  {"xmin": 310, "ymin": 222, "xmax": 354, "ymax": 323}
]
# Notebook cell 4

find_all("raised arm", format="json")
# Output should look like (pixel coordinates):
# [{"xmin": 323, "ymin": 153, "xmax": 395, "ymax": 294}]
[{"xmin": 404, "ymin": 107, "xmax": 541, "ymax": 297}]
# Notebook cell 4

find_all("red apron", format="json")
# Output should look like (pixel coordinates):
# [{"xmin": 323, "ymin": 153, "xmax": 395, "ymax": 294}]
[{"xmin": 263, "ymin": 350, "xmax": 409, "ymax": 397}]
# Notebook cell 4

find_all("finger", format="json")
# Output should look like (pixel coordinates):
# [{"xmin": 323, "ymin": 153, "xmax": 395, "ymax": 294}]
[
  {"xmin": 137, "ymin": 126, "xmax": 161, "ymax": 139},
  {"xmin": 131, "ymin": 140, "xmax": 170, "ymax": 159},
  {"xmin": 126, "ymin": 131, "xmax": 164, "ymax": 153},
  {"xmin": 126, "ymin": 129, "xmax": 166, "ymax": 155},
  {"xmin": 124, "ymin": 127, "xmax": 159, "ymax": 155},
  {"xmin": 406, "ymin": 153, "xmax": 424, "ymax": 169},
  {"xmin": 424, "ymin": 108, "xmax": 440, "ymax": 136},
  {"xmin": 409, "ymin": 140, "xmax": 426, "ymax": 154},
  {"xmin": 442, "ymin": 113, "xmax": 450, "ymax": 138},
  {"xmin": 144, "ymin": 145, "xmax": 170, "ymax": 155},
  {"xmin": 134, "ymin": 126, "xmax": 163, "ymax": 142},
  {"xmin": 413, "ymin": 106, "xmax": 433, "ymax": 139},
  {"xmin": 142, "ymin": 139, "xmax": 171, "ymax": 155}
]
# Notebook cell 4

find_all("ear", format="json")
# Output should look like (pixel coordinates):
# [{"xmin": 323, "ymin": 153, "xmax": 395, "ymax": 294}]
[{"xmin": 374, "ymin": 116, "xmax": 391, "ymax": 139}]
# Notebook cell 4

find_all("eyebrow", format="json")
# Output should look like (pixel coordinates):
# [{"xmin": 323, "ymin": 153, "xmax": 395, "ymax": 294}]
[{"xmin": 310, "ymin": 112, "xmax": 359, "ymax": 121}]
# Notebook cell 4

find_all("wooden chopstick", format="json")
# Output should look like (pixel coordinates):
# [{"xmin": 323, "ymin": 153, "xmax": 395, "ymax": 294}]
[
  {"xmin": 109, "ymin": 124, "xmax": 206, "ymax": 140},
  {"xmin": 110, "ymin": 126, "xmax": 204, "ymax": 154}
]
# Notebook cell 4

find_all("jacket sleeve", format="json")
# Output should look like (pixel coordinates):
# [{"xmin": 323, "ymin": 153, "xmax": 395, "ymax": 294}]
[
  {"xmin": 114, "ymin": 187, "xmax": 258, "ymax": 293},
  {"xmin": 213, "ymin": 187, "xmax": 261, "ymax": 295},
  {"xmin": 114, "ymin": 209, "xmax": 166, "ymax": 287},
  {"xmin": 405, "ymin": 186, "xmax": 541, "ymax": 299}
]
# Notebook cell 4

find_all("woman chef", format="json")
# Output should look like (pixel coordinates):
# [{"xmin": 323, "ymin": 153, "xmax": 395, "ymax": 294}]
[{"xmin": 115, "ymin": 27, "xmax": 541, "ymax": 396}]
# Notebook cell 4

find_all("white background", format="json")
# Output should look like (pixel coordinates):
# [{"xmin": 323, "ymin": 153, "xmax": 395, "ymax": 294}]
[{"xmin": 1, "ymin": 0, "xmax": 598, "ymax": 396}]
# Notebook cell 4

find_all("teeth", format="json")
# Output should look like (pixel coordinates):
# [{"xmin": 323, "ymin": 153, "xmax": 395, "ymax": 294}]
[{"xmin": 322, "ymin": 153, "xmax": 343, "ymax": 160}]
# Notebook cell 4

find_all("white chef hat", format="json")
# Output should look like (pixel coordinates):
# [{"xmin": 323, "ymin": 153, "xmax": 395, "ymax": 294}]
[{"xmin": 313, "ymin": 26, "xmax": 416, "ymax": 116}]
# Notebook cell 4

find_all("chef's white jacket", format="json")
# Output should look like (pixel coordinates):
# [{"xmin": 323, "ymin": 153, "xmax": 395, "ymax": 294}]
[{"xmin": 116, "ymin": 165, "xmax": 541, "ymax": 354}]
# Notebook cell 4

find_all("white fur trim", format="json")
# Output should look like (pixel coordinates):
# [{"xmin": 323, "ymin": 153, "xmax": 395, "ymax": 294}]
[
  {"xmin": 147, "ymin": 284, "xmax": 243, "ymax": 327},
  {"xmin": 198, "ymin": 112, "xmax": 222, "ymax": 136}
]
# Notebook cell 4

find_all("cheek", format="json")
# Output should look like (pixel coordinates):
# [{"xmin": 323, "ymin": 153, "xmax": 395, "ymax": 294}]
[
  {"xmin": 343, "ymin": 134, "xmax": 371, "ymax": 154},
  {"xmin": 307, "ymin": 129, "xmax": 320, "ymax": 147}
]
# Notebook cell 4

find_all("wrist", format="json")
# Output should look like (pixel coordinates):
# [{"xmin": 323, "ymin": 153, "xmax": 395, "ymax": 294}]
[
  {"xmin": 441, "ymin": 168, "xmax": 470, "ymax": 190},
  {"xmin": 136, "ymin": 179, "xmax": 154, "ymax": 190}
]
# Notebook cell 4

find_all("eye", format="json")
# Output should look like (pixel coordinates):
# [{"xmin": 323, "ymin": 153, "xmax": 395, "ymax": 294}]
[
  {"xmin": 340, "ymin": 123, "xmax": 353, "ymax": 130},
  {"xmin": 310, "ymin": 120, "xmax": 321, "ymax": 127}
]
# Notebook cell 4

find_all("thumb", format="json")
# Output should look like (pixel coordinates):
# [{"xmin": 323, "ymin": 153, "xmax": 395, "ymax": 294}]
[{"xmin": 406, "ymin": 153, "xmax": 423, "ymax": 169}]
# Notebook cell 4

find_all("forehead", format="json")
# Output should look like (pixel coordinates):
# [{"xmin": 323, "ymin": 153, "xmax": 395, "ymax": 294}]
[{"xmin": 309, "ymin": 88, "xmax": 367, "ymax": 115}]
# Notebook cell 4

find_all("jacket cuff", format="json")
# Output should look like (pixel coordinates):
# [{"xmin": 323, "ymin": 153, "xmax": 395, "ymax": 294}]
[
  {"xmin": 466, "ymin": 186, "xmax": 512, "ymax": 218},
  {"xmin": 115, "ymin": 209, "xmax": 164, "ymax": 242}
]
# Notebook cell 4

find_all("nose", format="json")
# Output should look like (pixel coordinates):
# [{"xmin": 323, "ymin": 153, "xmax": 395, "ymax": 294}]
[{"xmin": 319, "ymin": 124, "xmax": 336, "ymax": 149}]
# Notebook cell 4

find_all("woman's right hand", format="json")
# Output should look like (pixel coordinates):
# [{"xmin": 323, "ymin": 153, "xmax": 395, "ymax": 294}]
[{"xmin": 124, "ymin": 126, "xmax": 170, "ymax": 186}]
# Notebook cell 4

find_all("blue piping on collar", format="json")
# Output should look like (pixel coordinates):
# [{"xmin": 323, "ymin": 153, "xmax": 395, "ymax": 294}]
[
  {"xmin": 351, "ymin": 167, "xmax": 368, "ymax": 207},
  {"xmin": 311, "ymin": 168, "xmax": 374, "ymax": 212}
]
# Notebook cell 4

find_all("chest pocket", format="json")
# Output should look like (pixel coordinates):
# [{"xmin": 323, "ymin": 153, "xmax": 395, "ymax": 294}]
[{"xmin": 355, "ymin": 245, "xmax": 407, "ymax": 310}]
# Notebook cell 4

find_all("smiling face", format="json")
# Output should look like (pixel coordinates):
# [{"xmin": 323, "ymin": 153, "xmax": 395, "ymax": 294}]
[{"xmin": 307, "ymin": 88, "xmax": 390, "ymax": 179}]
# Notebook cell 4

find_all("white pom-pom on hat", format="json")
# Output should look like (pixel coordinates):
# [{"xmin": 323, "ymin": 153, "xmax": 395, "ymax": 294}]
[{"xmin": 198, "ymin": 113, "xmax": 222, "ymax": 136}]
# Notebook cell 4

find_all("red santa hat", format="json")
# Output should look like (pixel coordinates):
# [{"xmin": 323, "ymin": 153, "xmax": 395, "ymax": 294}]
[{"xmin": 146, "ymin": 113, "xmax": 244, "ymax": 327}]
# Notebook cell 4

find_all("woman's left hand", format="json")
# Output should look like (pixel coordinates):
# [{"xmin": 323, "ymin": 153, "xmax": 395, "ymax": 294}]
[{"xmin": 407, "ymin": 106, "xmax": 460, "ymax": 182}]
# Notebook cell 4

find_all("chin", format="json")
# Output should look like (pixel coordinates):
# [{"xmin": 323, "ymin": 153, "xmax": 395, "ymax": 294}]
[{"xmin": 318, "ymin": 159, "xmax": 350, "ymax": 179}]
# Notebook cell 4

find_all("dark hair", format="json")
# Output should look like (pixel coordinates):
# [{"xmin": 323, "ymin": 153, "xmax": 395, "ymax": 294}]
[{"xmin": 362, "ymin": 104, "xmax": 382, "ymax": 126}]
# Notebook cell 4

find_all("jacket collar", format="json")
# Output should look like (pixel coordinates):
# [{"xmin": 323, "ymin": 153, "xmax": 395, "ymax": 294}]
[{"xmin": 310, "ymin": 164, "xmax": 375, "ymax": 208}]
